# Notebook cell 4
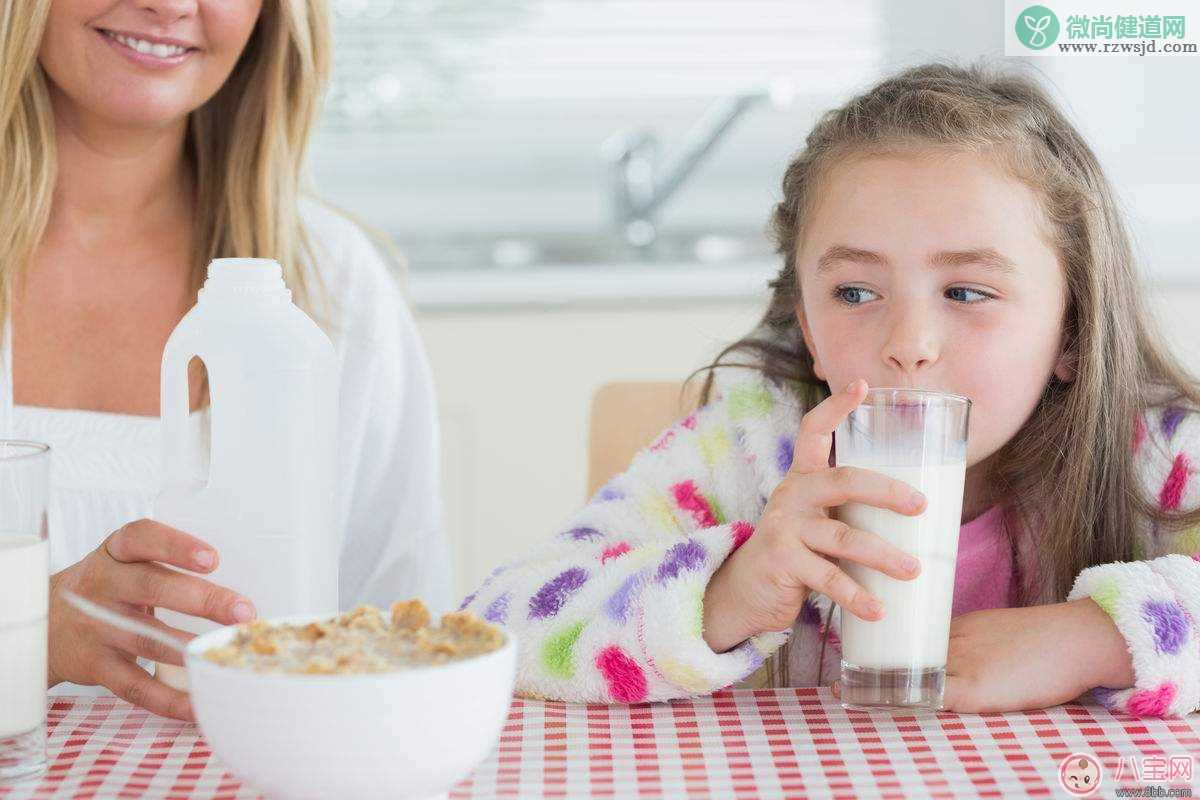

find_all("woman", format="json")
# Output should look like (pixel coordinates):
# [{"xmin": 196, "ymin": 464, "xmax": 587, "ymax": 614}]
[{"xmin": 0, "ymin": 0, "xmax": 452, "ymax": 720}]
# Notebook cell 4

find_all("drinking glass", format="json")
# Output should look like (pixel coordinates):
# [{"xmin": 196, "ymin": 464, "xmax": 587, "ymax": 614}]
[
  {"xmin": 834, "ymin": 390, "xmax": 970, "ymax": 711},
  {"xmin": 0, "ymin": 441, "xmax": 51, "ymax": 783}
]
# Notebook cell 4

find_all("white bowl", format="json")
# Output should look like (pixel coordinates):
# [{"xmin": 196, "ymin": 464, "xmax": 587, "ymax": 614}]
[{"xmin": 184, "ymin": 613, "xmax": 517, "ymax": 800}]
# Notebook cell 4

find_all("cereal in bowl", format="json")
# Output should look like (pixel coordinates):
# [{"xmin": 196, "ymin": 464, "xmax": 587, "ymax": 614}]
[{"xmin": 202, "ymin": 599, "xmax": 505, "ymax": 674}]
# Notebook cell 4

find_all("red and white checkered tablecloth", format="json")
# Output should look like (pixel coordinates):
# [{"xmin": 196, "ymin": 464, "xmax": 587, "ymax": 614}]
[{"xmin": 1, "ymin": 689, "xmax": 1197, "ymax": 799}]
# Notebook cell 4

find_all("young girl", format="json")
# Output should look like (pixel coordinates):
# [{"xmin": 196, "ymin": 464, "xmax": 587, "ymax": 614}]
[{"xmin": 460, "ymin": 62, "xmax": 1200, "ymax": 717}]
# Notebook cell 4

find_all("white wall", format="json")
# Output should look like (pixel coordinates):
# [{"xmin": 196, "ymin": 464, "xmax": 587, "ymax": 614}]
[
  {"xmin": 418, "ymin": 298, "xmax": 762, "ymax": 600},
  {"xmin": 418, "ymin": 284, "xmax": 1200, "ymax": 601}
]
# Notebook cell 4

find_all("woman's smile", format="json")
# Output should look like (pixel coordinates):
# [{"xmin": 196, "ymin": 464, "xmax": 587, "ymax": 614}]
[
  {"xmin": 95, "ymin": 27, "xmax": 200, "ymax": 71},
  {"xmin": 37, "ymin": 0, "xmax": 260, "ymax": 127}
]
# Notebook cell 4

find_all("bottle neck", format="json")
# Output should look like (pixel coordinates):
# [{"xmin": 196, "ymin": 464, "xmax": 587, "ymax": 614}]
[
  {"xmin": 198, "ymin": 258, "xmax": 292, "ymax": 307},
  {"xmin": 197, "ymin": 285, "xmax": 292, "ymax": 307}
]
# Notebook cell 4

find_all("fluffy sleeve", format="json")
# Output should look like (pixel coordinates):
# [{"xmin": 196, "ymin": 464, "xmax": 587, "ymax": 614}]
[
  {"xmin": 1067, "ymin": 403, "xmax": 1200, "ymax": 717},
  {"xmin": 459, "ymin": 373, "xmax": 804, "ymax": 703}
]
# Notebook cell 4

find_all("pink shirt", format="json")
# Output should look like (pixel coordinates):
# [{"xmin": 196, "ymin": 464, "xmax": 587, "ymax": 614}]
[{"xmin": 951, "ymin": 503, "xmax": 1015, "ymax": 617}]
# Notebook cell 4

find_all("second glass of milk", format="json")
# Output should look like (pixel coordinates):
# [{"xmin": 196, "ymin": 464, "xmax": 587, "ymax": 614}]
[
  {"xmin": 834, "ymin": 388, "xmax": 970, "ymax": 711},
  {"xmin": 0, "ymin": 441, "xmax": 50, "ymax": 784}
]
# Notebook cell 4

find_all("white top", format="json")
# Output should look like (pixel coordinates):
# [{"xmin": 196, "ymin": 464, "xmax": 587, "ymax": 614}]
[{"xmin": 1, "ymin": 199, "xmax": 453, "ymax": 693}]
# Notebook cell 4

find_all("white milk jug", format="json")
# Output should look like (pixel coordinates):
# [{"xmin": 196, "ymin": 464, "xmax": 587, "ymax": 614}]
[{"xmin": 153, "ymin": 258, "xmax": 339, "ymax": 689}]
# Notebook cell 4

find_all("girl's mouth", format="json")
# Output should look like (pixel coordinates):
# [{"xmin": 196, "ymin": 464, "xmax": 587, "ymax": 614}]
[{"xmin": 96, "ymin": 28, "xmax": 200, "ymax": 69}]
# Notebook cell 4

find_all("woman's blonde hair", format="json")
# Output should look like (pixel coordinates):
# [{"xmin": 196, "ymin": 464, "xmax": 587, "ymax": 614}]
[
  {"xmin": 0, "ymin": 0, "xmax": 336, "ymax": 331},
  {"xmin": 698, "ymin": 61, "xmax": 1200, "ymax": 604}
]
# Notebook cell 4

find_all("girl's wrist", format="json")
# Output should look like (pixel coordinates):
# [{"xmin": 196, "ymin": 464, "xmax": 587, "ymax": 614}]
[
  {"xmin": 702, "ymin": 561, "xmax": 752, "ymax": 653},
  {"xmin": 1068, "ymin": 597, "xmax": 1135, "ymax": 691}
]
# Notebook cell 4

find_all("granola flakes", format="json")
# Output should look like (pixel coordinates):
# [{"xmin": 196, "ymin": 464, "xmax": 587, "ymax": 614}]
[{"xmin": 202, "ymin": 599, "xmax": 504, "ymax": 674}]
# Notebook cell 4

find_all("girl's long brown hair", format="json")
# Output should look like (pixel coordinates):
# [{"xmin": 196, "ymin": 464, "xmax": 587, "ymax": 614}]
[{"xmin": 696, "ymin": 61, "xmax": 1200, "ymax": 604}]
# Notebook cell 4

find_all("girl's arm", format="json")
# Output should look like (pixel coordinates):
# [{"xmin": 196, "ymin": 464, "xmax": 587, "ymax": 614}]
[
  {"xmin": 459, "ymin": 373, "xmax": 800, "ymax": 703},
  {"xmin": 1066, "ymin": 405, "xmax": 1200, "ymax": 717}
]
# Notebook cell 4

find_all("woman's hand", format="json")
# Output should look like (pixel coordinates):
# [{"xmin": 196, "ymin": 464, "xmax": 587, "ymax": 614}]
[
  {"xmin": 702, "ymin": 379, "xmax": 927, "ymax": 653},
  {"xmin": 848, "ymin": 599, "xmax": 1133, "ymax": 713},
  {"xmin": 48, "ymin": 519, "xmax": 257, "ymax": 722}
]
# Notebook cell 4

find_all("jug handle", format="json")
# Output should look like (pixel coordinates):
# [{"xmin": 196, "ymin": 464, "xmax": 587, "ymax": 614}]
[{"xmin": 159, "ymin": 312, "xmax": 208, "ymax": 490}]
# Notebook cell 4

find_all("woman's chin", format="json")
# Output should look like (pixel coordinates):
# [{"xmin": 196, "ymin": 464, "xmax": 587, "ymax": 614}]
[{"xmin": 74, "ymin": 91, "xmax": 200, "ymax": 131}]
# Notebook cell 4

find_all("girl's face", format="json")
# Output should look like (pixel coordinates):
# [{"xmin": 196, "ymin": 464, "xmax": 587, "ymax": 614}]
[
  {"xmin": 795, "ymin": 150, "xmax": 1072, "ymax": 470},
  {"xmin": 38, "ymin": 0, "xmax": 263, "ymax": 130}
]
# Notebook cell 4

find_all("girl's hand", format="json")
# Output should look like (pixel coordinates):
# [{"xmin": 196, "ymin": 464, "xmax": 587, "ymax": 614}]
[
  {"xmin": 702, "ymin": 379, "xmax": 928, "ymax": 653},
  {"xmin": 48, "ymin": 519, "xmax": 257, "ymax": 721},
  {"xmin": 872, "ymin": 599, "xmax": 1133, "ymax": 713},
  {"xmin": 939, "ymin": 599, "xmax": 1134, "ymax": 713}
]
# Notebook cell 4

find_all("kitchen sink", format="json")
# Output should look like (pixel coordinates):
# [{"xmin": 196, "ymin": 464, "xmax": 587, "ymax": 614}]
[{"xmin": 396, "ymin": 229, "xmax": 777, "ymax": 273}]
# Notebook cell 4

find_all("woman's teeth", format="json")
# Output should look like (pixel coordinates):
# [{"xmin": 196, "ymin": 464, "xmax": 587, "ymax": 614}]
[{"xmin": 104, "ymin": 30, "xmax": 189, "ymax": 58}]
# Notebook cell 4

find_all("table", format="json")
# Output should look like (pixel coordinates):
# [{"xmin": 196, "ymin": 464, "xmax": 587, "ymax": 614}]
[{"xmin": 1, "ymin": 689, "xmax": 1197, "ymax": 799}]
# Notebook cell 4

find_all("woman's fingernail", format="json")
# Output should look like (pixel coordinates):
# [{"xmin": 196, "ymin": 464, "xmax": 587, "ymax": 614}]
[
  {"xmin": 910, "ymin": 491, "xmax": 926, "ymax": 509},
  {"xmin": 865, "ymin": 598, "xmax": 884, "ymax": 617},
  {"xmin": 843, "ymin": 380, "xmax": 858, "ymax": 394},
  {"xmin": 232, "ymin": 601, "xmax": 256, "ymax": 622},
  {"xmin": 902, "ymin": 556, "xmax": 920, "ymax": 574},
  {"xmin": 193, "ymin": 550, "xmax": 215, "ymax": 569}
]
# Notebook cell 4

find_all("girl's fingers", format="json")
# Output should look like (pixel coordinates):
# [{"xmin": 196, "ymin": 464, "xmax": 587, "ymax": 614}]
[
  {"xmin": 100, "ymin": 656, "xmax": 194, "ymax": 722},
  {"xmin": 802, "ymin": 518, "xmax": 921, "ymax": 580},
  {"xmin": 940, "ymin": 675, "xmax": 961, "ymax": 711},
  {"xmin": 103, "ymin": 519, "xmax": 219, "ymax": 573},
  {"xmin": 789, "ymin": 378, "xmax": 868, "ymax": 474},
  {"xmin": 104, "ymin": 561, "xmax": 255, "ymax": 626},
  {"xmin": 798, "ymin": 466, "xmax": 926, "ymax": 516},
  {"xmin": 797, "ymin": 550, "xmax": 883, "ymax": 622},
  {"xmin": 831, "ymin": 681, "xmax": 841, "ymax": 699}
]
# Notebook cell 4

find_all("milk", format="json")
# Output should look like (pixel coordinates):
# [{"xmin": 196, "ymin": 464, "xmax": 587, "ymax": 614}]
[
  {"xmin": 0, "ymin": 535, "xmax": 49, "ymax": 739},
  {"xmin": 836, "ymin": 462, "xmax": 966, "ymax": 669}
]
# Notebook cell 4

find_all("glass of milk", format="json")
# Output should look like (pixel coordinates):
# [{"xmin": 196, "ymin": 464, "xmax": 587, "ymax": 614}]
[
  {"xmin": 0, "ymin": 441, "xmax": 50, "ymax": 783},
  {"xmin": 834, "ymin": 388, "xmax": 970, "ymax": 711}
]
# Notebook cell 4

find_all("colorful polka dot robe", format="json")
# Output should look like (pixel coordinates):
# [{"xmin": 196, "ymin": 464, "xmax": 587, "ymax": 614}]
[
  {"xmin": 460, "ymin": 369, "xmax": 1200, "ymax": 717},
  {"xmin": 1066, "ymin": 402, "xmax": 1200, "ymax": 717}
]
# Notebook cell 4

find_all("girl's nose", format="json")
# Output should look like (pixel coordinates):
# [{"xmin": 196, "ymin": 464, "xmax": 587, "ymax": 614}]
[{"xmin": 882, "ymin": 307, "xmax": 939, "ymax": 377}]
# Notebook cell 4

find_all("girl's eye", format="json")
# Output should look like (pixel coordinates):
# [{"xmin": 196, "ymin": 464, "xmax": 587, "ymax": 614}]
[
  {"xmin": 946, "ymin": 286, "xmax": 992, "ymax": 304},
  {"xmin": 832, "ymin": 285, "xmax": 994, "ymax": 306},
  {"xmin": 833, "ymin": 286, "xmax": 877, "ymax": 305}
]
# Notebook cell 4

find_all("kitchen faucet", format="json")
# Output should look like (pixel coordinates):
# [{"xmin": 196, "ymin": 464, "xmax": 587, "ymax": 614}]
[{"xmin": 601, "ymin": 79, "xmax": 794, "ymax": 248}]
